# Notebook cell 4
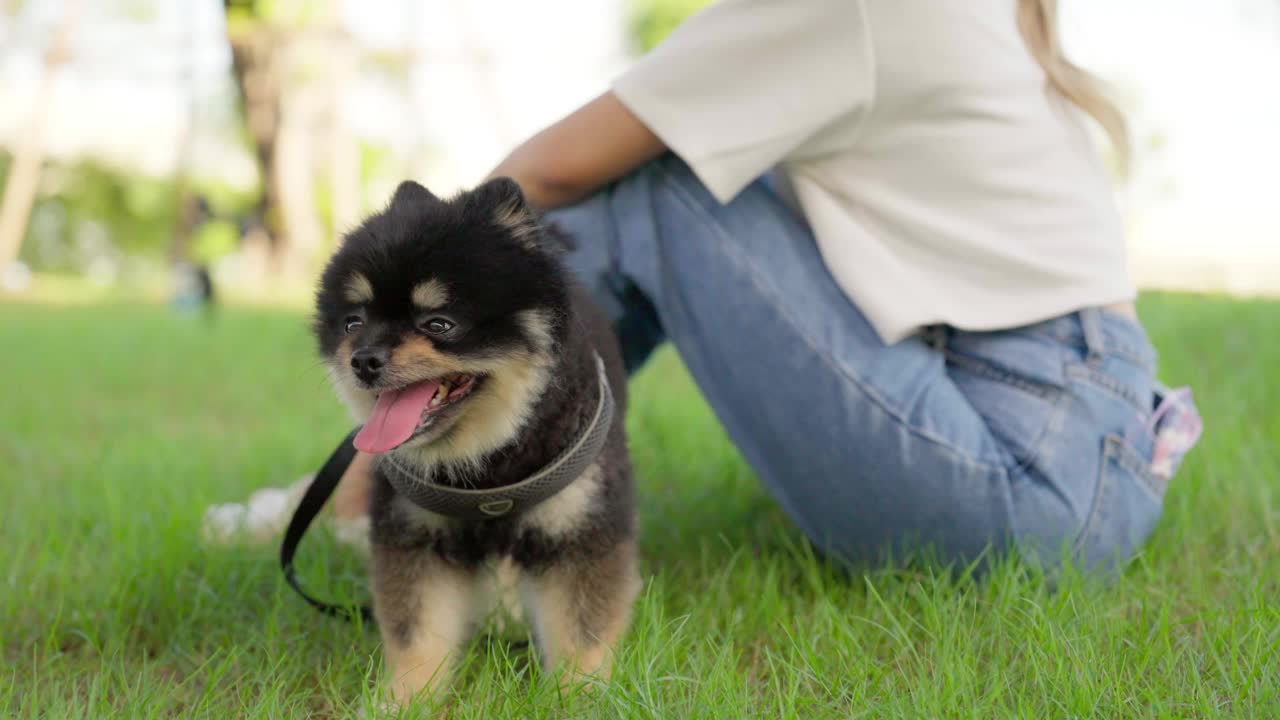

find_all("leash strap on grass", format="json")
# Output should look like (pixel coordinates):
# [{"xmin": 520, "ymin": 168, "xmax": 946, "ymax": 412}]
[{"xmin": 279, "ymin": 427, "xmax": 374, "ymax": 624}]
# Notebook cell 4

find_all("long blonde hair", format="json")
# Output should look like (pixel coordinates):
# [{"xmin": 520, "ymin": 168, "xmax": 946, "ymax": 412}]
[{"xmin": 1017, "ymin": 0, "xmax": 1131, "ymax": 174}]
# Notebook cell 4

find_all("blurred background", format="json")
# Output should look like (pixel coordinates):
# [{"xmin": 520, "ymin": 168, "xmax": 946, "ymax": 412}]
[{"xmin": 0, "ymin": 0, "xmax": 1277, "ymax": 306}]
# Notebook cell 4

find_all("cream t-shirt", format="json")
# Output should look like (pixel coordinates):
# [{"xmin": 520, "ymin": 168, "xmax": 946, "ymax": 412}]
[{"xmin": 612, "ymin": 0, "xmax": 1135, "ymax": 344}]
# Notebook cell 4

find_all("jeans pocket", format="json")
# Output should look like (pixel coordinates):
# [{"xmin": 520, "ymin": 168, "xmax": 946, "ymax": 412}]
[{"xmin": 1074, "ymin": 433, "xmax": 1166, "ymax": 570}]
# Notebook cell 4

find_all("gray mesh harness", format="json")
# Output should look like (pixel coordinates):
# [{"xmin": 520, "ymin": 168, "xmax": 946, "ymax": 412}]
[{"xmin": 378, "ymin": 354, "xmax": 614, "ymax": 521}]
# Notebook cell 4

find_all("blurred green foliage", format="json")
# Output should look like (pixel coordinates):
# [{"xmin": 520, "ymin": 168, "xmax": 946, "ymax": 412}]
[
  {"xmin": 40, "ymin": 160, "xmax": 177, "ymax": 257},
  {"xmin": 630, "ymin": 0, "xmax": 711, "ymax": 51},
  {"xmin": 190, "ymin": 220, "xmax": 240, "ymax": 265},
  {"xmin": 7, "ymin": 154, "xmax": 174, "ymax": 274},
  {"xmin": 1, "ymin": 150, "xmax": 258, "ymax": 273}
]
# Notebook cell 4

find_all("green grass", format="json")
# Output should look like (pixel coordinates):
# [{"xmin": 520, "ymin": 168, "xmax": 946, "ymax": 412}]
[{"xmin": 2, "ymin": 295, "xmax": 1277, "ymax": 719}]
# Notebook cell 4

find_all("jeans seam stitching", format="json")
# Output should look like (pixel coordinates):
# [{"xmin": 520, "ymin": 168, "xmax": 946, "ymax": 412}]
[
  {"xmin": 656, "ymin": 170, "xmax": 1006, "ymax": 475},
  {"xmin": 942, "ymin": 350, "xmax": 1060, "ymax": 398},
  {"xmin": 1064, "ymin": 363, "xmax": 1149, "ymax": 413},
  {"xmin": 1074, "ymin": 438, "xmax": 1110, "ymax": 556},
  {"xmin": 1110, "ymin": 433, "xmax": 1163, "ymax": 501}
]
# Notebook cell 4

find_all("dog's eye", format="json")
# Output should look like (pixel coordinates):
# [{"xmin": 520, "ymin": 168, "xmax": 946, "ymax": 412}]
[
  {"xmin": 420, "ymin": 317, "xmax": 454, "ymax": 335},
  {"xmin": 343, "ymin": 316, "xmax": 364, "ymax": 334}
]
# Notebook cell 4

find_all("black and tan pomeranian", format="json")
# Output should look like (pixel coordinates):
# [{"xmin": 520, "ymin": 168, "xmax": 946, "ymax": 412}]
[{"xmin": 313, "ymin": 178, "xmax": 640, "ymax": 705}]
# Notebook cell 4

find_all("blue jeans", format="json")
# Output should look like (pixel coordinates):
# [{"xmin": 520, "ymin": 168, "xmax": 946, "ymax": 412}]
[{"xmin": 549, "ymin": 155, "xmax": 1179, "ymax": 572}]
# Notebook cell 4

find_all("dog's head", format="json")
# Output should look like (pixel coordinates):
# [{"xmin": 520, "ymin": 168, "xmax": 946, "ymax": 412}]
[{"xmin": 314, "ymin": 178, "xmax": 568, "ymax": 466}]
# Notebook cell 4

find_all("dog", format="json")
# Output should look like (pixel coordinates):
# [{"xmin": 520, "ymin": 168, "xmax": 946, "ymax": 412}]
[{"xmin": 313, "ymin": 177, "xmax": 641, "ymax": 706}]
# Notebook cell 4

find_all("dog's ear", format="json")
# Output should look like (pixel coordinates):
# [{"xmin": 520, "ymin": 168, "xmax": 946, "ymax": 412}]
[
  {"xmin": 470, "ymin": 177, "xmax": 542, "ymax": 248},
  {"xmin": 390, "ymin": 180, "xmax": 440, "ymax": 209},
  {"xmin": 470, "ymin": 176, "xmax": 525, "ymax": 209}
]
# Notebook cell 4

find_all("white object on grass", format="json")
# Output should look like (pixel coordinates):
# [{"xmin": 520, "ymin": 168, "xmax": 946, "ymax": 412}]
[{"xmin": 201, "ymin": 475, "xmax": 370, "ymax": 548}]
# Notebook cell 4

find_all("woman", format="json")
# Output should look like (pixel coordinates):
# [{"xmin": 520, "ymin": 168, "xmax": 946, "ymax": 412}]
[{"xmin": 222, "ymin": 0, "xmax": 1201, "ymax": 571}]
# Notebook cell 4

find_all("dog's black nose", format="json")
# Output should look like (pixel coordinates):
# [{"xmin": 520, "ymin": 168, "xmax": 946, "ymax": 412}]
[{"xmin": 350, "ymin": 347, "xmax": 388, "ymax": 383}]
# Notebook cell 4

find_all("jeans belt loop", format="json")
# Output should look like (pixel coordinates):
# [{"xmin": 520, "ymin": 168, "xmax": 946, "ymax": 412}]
[{"xmin": 1078, "ymin": 307, "xmax": 1106, "ymax": 365}]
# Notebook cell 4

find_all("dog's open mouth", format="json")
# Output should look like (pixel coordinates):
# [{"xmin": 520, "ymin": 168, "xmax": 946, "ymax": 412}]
[{"xmin": 353, "ymin": 373, "xmax": 481, "ymax": 453}]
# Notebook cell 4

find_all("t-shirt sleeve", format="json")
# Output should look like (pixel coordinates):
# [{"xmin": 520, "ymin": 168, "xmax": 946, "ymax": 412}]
[{"xmin": 612, "ymin": 0, "xmax": 874, "ymax": 203}]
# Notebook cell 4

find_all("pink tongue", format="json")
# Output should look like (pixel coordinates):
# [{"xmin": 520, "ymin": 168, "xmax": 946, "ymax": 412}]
[{"xmin": 354, "ymin": 379, "xmax": 442, "ymax": 453}]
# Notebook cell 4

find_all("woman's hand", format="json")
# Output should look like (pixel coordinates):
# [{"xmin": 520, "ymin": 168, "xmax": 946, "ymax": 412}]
[{"xmin": 486, "ymin": 91, "xmax": 667, "ymax": 209}]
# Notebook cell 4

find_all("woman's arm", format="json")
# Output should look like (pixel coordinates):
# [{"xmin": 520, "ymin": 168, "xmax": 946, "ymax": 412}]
[{"xmin": 486, "ymin": 91, "xmax": 667, "ymax": 209}]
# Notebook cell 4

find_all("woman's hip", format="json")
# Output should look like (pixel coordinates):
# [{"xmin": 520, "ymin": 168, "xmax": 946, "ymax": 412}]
[{"xmin": 944, "ymin": 307, "xmax": 1193, "ymax": 570}]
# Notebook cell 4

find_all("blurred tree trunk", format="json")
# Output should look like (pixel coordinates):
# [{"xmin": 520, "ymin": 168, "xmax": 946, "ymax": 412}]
[
  {"xmin": 226, "ymin": 23, "xmax": 288, "ymax": 277},
  {"xmin": 327, "ymin": 132, "xmax": 360, "ymax": 248},
  {"xmin": 225, "ymin": 4, "xmax": 340, "ymax": 285},
  {"xmin": 169, "ymin": 0, "xmax": 201, "ymax": 266},
  {"xmin": 0, "ymin": 0, "xmax": 79, "ymax": 271},
  {"xmin": 327, "ymin": 28, "xmax": 360, "ymax": 247},
  {"xmin": 272, "ymin": 63, "xmax": 323, "ymax": 280}
]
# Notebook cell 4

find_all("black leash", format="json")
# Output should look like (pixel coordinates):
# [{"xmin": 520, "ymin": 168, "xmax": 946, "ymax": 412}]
[{"xmin": 279, "ymin": 427, "xmax": 374, "ymax": 623}]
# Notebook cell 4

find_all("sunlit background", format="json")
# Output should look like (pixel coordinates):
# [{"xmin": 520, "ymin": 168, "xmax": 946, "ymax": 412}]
[{"xmin": 0, "ymin": 0, "xmax": 1277, "ymax": 304}]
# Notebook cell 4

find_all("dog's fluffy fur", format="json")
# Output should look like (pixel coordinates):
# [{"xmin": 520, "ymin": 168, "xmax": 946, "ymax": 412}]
[{"xmin": 313, "ymin": 178, "xmax": 640, "ymax": 705}]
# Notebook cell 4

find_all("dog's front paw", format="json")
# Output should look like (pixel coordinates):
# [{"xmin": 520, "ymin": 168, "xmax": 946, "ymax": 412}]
[
  {"xmin": 355, "ymin": 699, "xmax": 405, "ymax": 720},
  {"xmin": 373, "ymin": 685, "xmax": 452, "ymax": 719}
]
